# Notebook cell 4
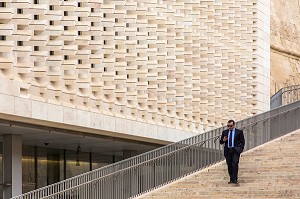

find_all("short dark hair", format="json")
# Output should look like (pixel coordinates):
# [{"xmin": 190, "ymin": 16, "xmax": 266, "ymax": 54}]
[{"xmin": 227, "ymin": 119, "xmax": 235, "ymax": 125}]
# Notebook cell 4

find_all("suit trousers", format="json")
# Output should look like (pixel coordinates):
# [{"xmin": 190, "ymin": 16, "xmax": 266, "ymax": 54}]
[{"xmin": 225, "ymin": 148, "xmax": 240, "ymax": 181}]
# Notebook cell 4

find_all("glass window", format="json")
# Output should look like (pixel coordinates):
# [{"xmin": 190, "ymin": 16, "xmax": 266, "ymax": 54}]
[
  {"xmin": 36, "ymin": 147, "xmax": 64, "ymax": 187},
  {"xmin": 66, "ymin": 150, "xmax": 90, "ymax": 178},
  {"xmin": 22, "ymin": 146, "xmax": 35, "ymax": 193},
  {"xmin": 92, "ymin": 153, "xmax": 113, "ymax": 170}
]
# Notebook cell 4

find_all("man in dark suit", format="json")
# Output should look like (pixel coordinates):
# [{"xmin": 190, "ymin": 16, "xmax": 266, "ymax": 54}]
[{"xmin": 220, "ymin": 120, "xmax": 245, "ymax": 184}]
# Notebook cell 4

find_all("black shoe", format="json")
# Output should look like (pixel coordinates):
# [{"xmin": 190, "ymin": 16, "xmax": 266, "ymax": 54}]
[
  {"xmin": 232, "ymin": 180, "xmax": 239, "ymax": 184},
  {"xmin": 228, "ymin": 180, "xmax": 233, "ymax": 184}
]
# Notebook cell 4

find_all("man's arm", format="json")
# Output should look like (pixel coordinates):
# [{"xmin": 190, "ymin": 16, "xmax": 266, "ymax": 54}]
[
  {"xmin": 220, "ymin": 131, "xmax": 227, "ymax": 145},
  {"xmin": 239, "ymin": 129, "xmax": 245, "ymax": 149}
]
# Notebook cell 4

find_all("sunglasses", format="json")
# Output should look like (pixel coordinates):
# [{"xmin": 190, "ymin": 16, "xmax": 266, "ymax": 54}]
[{"xmin": 227, "ymin": 125, "xmax": 234, "ymax": 127}]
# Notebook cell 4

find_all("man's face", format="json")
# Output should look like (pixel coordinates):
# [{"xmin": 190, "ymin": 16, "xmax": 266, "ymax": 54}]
[{"xmin": 227, "ymin": 122, "xmax": 235, "ymax": 130}]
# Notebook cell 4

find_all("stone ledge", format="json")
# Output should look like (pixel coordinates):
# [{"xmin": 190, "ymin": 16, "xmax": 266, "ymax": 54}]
[{"xmin": 0, "ymin": 92, "xmax": 196, "ymax": 145}]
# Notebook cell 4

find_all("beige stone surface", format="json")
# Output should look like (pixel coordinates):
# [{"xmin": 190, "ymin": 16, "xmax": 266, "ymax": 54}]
[
  {"xmin": 271, "ymin": 0, "xmax": 300, "ymax": 95},
  {"xmin": 270, "ymin": 50, "xmax": 300, "ymax": 94},
  {"xmin": 14, "ymin": 97, "xmax": 32, "ymax": 118},
  {"xmin": 0, "ymin": 94, "xmax": 14, "ymax": 115},
  {"xmin": 63, "ymin": 107, "xmax": 78, "ymax": 125},
  {"xmin": 0, "ymin": 0, "xmax": 270, "ymax": 137},
  {"xmin": 32, "ymin": 100, "xmax": 48, "ymax": 120},
  {"xmin": 47, "ymin": 103, "xmax": 64, "ymax": 123}
]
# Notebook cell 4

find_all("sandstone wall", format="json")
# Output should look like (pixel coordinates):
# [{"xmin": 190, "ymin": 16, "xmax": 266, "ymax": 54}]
[
  {"xmin": 271, "ymin": 0, "xmax": 300, "ymax": 95},
  {"xmin": 0, "ymin": 0, "xmax": 270, "ymax": 138}
]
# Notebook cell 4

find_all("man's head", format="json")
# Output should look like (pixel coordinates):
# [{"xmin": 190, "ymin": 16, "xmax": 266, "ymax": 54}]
[{"xmin": 227, "ymin": 119, "xmax": 235, "ymax": 130}]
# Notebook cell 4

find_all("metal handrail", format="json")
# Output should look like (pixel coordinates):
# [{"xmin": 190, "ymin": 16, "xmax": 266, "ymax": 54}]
[
  {"xmin": 271, "ymin": 84, "xmax": 300, "ymax": 97},
  {"xmin": 271, "ymin": 84, "xmax": 300, "ymax": 109},
  {"xmin": 12, "ymin": 100, "xmax": 300, "ymax": 199},
  {"xmin": 40, "ymin": 104, "xmax": 300, "ymax": 199},
  {"xmin": 282, "ymin": 84, "xmax": 300, "ymax": 93},
  {"xmin": 40, "ymin": 138, "xmax": 211, "ymax": 199}
]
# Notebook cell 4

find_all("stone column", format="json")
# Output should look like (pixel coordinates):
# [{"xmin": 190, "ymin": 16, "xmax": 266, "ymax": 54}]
[{"xmin": 3, "ymin": 134, "xmax": 22, "ymax": 198}]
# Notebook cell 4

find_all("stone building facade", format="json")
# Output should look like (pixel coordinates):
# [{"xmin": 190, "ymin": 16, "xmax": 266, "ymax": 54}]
[
  {"xmin": 0, "ymin": 0, "xmax": 270, "ymax": 141},
  {"xmin": 271, "ymin": 0, "xmax": 300, "ymax": 95}
]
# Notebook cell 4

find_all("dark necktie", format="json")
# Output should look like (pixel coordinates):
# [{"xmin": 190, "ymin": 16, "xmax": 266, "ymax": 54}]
[{"xmin": 229, "ymin": 130, "xmax": 233, "ymax": 147}]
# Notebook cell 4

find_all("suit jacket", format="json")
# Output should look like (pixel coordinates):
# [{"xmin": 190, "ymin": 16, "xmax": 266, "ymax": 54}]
[{"xmin": 220, "ymin": 128, "xmax": 245, "ymax": 156}]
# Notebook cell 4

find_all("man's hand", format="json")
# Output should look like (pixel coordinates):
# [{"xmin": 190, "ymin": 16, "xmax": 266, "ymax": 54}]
[{"xmin": 223, "ymin": 136, "xmax": 228, "ymax": 142}]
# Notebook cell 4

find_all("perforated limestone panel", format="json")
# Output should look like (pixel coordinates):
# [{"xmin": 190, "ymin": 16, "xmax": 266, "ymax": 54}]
[{"xmin": 0, "ymin": 0, "xmax": 270, "ymax": 133}]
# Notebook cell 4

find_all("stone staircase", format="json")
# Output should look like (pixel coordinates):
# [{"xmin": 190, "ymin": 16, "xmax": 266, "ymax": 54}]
[{"xmin": 138, "ymin": 129, "xmax": 300, "ymax": 199}]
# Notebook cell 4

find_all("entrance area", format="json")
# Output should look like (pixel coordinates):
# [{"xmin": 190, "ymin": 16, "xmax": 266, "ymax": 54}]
[
  {"xmin": 21, "ymin": 144, "xmax": 124, "ymax": 194},
  {"xmin": 0, "ymin": 123, "xmax": 162, "ymax": 198},
  {"xmin": 0, "ymin": 142, "xmax": 159, "ymax": 198}
]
